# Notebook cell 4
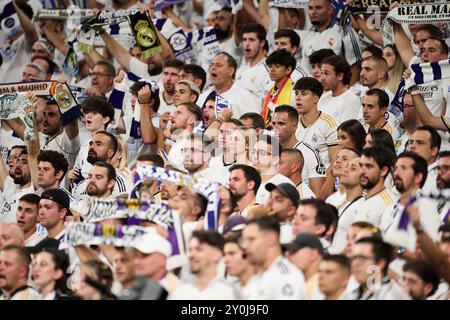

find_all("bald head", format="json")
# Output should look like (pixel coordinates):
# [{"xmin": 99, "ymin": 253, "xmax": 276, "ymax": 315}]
[{"xmin": 0, "ymin": 223, "xmax": 24, "ymax": 249}]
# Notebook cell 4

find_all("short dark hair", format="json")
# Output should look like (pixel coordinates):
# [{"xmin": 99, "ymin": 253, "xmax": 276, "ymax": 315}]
[
  {"xmin": 180, "ymin": 64, "xmax": 207, "ymax": 91},
  {"xmin": 321, "ymin": 55, "xmax": 352, "ymax": 85},
  {"xmin": 191, "ymin": 230, "xmax": 225, "ymax": 251},
  {"xmin": 308, "ymin": 48, "xmax": 335, "ymax": 65},
  {"xmin": 229, "ymin": 164, "xmax": 262, "ymax": 193},
  {"xmin": 439, "ymin": 150, "xmax": 450, "ymax": 159},
  {"xmin": 294, "ymin": 77, "xmax": 324, "ymax": 97},
  {"xmin": 403, "ymin": 259, "xmax": 440, "ymax": 297},
  {"xmin": 164, "ymin": 58, "xmax": 184, "ymax": 70},
  {"xmin": 136, "ymin": 153, "xmax": 164, "ymax": 168},
  {"xmin": 322, "ymin": 255, "xmax": 351, "ymax": 273},
  {"xmin": 241, "ymin": 23, "xmax": 267, "ymax": 41},
  {"xmin": 95, "ymin": 130, "xmax": 118, "ymax": 155},
  {"xmin": 337, "ymin": 120, "xmax": 367, "ymax": 154},
  {"xmin": 216, "ymin": 52, "xmax": 238, "ymax": 78},
  {"xmin": 274, "ymin": 29, "xmax": 300, "ymax": 49},
  {"xmin": 247, "ymin": 216, "xmax": 280, "ymax": 236},
  {"xmin": 416, "ymin": 125, "xmax": 442, "ymax": 152},
  {"xmin": 362, "ymin": 146, "xmax": 394, "ymax": 176},
  {"xmin": 416, "ymin": 24, "xmax": 443, "ymax": 39},
  {"xmin": 129, "ymin": 82, "xmax": 161, "ymax": 112},
  {"xmin": 369, "ymin": 129, "xmax": 396, "ymax": 157},
  {"xmin": 362, "ymin": 44, "xmax": 383, "ymax": 58},
  {"xmin": 266, "ymin": 49, "xmax": 296, "ymax": 74},
  {"xmin": 32, "ymin": 56, "xmax": 57, "ymax": 75},
  {"xmin": 95, "ymin": 60, "xmax": 115, "ymax": 76},
  {"xmin": 38, "ymin": 150, "xmax": 69, "ymax": 182},
  {"xmin": 299, "ymin": 199, "xmax": 337, "ymax": 237},
  {"xmin": 274, "ymin": 104, "xmax": 299, "ymax": 123},
  {"xmin": 365, "ymin": 88, "xmax": 390, "ymax": 109},
  {"xmin": 397, "ymin": 151, "xmax": 429, "ymax": 188},
  {"xmin": 239, "ymin": 113, "xmax": 265, "ymax": 129},
  {"xmin": 355, "ymin": 237, "xmax": 393, "ymax": 275},
  {"xmin": 81, "ymin": 96, "xmax": 115, "ymax": 128},
  {"xmin": 19, "ymin": 193, "xmax": 41, "ymax": 207},
  {"xmin": 93, "ymin": 161, "xmax": 116, "ymax": 181}
]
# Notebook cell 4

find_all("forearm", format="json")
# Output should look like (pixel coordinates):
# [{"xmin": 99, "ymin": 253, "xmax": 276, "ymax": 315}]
[
  {"xmin": 353, "ymin": 15, "xmax": 383, "ymax": 46},
  {"xmin": 318, "ymin": 171, "xmax": 336, "ymax": 200},
  {"xmin": 416, "ymin": 232, "xmax": 450, "ymax": 284},
  {"xmin": 100, "ymin": 33, "xmax": 132, "ymax": 70},
  {"xmin": 42, "ymin": 27, "xmax": 70, "ymax": 56},
  {"xmin": 13, "ymin": 0, "xmax": 37, "ymax": 46},
  {"xmin": 140, "ymin": 105, "xmax": 157, "ymax": 144},
  {"xmin": 393, "ymin": 23, "xmax": 415, "ymax": 66}
]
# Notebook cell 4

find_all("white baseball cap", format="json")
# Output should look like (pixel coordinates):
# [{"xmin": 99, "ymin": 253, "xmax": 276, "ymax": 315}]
[{"xmin": 131, "ymin": 231, "xmax": 172, "ymax": 257}]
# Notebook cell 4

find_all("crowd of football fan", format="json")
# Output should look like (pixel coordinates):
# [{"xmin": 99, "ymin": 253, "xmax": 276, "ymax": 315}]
[{"xmin": 0, "ymin": 0, "xmax": 449, "ymax": 300}]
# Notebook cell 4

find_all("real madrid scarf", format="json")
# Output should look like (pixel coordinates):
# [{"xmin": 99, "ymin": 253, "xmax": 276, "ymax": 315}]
[
  {"xmin": 155, "ymin": 0, "xmax": 189, "ymax": 11},
  {"xmin": 127, "ymin": 11, "xmax": 162, "ymax": 60},
  {"xmin": 134, "ymin": 165, "xmax": 222, "ymax": 231},
  {"xmin": 381, "ymin": 2, "xmax": 450, "ymax": 46},
  {"xmin": 0, "ymin": 92, "xmax": 35, "ymax": 139},
  {"xmin": 262, "ymin": 77, "xmax": 294, "ymax": 127},
  {"xmin": 405, "ymin": 59, "xmax": 450, "ymax": 89},
  {"xmin": 349, "ymin": 0, "xmax": 428, "ymax": 13},
  {"xmin": 0, "ymin": 81, "xmax": 80, "ymax": 126},
  {"xmin": 270, "ymin": 0, "xmax": 308, "ymax": 9}
]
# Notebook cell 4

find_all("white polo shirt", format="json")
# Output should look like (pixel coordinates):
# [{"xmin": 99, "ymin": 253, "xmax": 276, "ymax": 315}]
[
  {"xmin": 244, "ymin": 256, "xmax": 306, "ymax": 300},
  {"xmin": 197, "ymin": 83, "xmax": 261, "ymax": 118},
  {"xmin": 236, "ymin": 58, "xmax": 270, "ymax": 103},
  {"xmin": 329, "ymin": 197, "xmax": 365, "ymax": 255},
  {"xmin": 169, "ymin": 276, "xmax": 239, "ymax": 300},
  {"xmin": 353, "ymin": 188, "xmax": 397, "ymax": 227},
  {"xmin": 318, "ymin": 89, "xmax": 361, "ymax": 126},
  {"xmin": 296, "ymin": 112, "xmax": 338, "ymax": 169}
]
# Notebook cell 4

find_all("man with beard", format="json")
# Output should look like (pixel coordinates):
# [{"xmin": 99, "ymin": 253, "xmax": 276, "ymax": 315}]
[
  {"xmin": 436, "ymin": 151, "xmax": 450, "ymax": 223},
  {"xmin": 71, "ymin": 131, "xmax": 129, "ymax": 200},
  {"xmin": 6, "ymin": 99, "xmax": 80, "ymax": 170},
  {"xmin": 158, "ymin": 59, "xmax": 184, "ymax": 116},
  {"xmin": 383, "ymin": 152, "xmax": 442, "ymax": 253},
  {"xmin": 85, "ymin": 162, "xmax": 117, "ymax": 200},
  {"xmin": 169, "ymin": 231, "xmax": 239, "ymax": 299},
  {"xmin": 354, "ymin": 146, "xmax": 397, "ymax": 228},
  {"xmin": 241, "ymin": 216, "xmax": 305, "ymax": 299},
  {"xmin": 183, "ymin": 133, "xmax": 228, "ymax": 185},
  {"xmin": 214, "ymin": 7, "xmax": 240, "ymax": 62},
  {"xmin": 0, "ymin": 147, "xmax": 35, "ymax": 223},
  {"xmin": 235, "ymin": 23, "xmax": 270, "ymax": 104},
  {"xmin": 228, "ymin": 164, "xmax": 261, "ymax": 217},
  {"xmin": 400, "ymin": 260, "xmax": 440, "ymax": 300}
]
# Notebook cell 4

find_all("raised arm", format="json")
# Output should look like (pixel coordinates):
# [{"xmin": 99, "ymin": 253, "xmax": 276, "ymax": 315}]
[
  {"xmin": 410, "ymin": 85, "xmax": 449, "ymax": 131},
  {"xmin": 12, "ymin": 0, "xmax": 38, "ymax": 47},
  {"xmin": 138, "ymin": 85, "xmax": 158, "ymax": 144},
  {"xmin": 259, "ymin": 0, "xmax": 271, "ymax": 31}
]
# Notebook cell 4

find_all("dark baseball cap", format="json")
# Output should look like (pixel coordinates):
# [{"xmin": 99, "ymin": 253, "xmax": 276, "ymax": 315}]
[
  {"xmin": 265, "ymin": 182, "xmax": 300, "ymax": 207},
  {"xmin": 284, "ymin": 233, "xmax": 324, "ymax": 255},
  {"xmin": 40, "ymin": 188, "xmax": 72, "ymax": 215},
  {"xmin": 222, "ymin": 215, "xmax": 248, "ymax": 235}
]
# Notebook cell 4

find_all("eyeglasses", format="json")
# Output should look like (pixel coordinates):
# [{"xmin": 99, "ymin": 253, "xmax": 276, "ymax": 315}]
[
  {"xmin": 349, "ymin": 255, "xmax": 375, "ymax": 263},
  {"xmin": 89, "ymin": 72, "xmax": 114, "ymax": 78}
]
